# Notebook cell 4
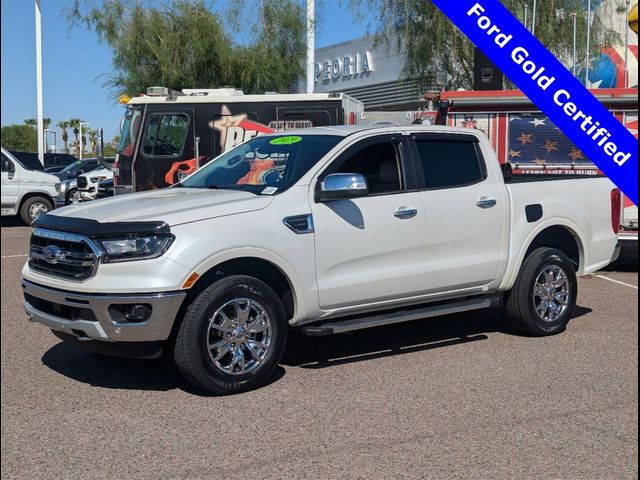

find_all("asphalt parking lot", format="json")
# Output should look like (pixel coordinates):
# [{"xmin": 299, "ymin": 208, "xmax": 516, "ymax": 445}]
[{"xmin": 1, "ymin": 220, "xmax": 637, "ymax": 480}]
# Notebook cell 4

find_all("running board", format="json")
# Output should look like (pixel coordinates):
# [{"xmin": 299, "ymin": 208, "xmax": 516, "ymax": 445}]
[{"xmin": 301, "ymin": 295, "xmax": 502, "ymax": 336}]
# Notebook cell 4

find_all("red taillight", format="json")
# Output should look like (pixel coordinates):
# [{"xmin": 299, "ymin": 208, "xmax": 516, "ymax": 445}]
[
  {"xmin": 349, "ymin": 112, "xmax": 355, "ymax": 125},
  {"xmin": 611, "ymin": 188, "xmax": 622, "ymax": 234},
  {"xmin": 113, "ymin": 157, "xmax": 119, "ymax": 186}
]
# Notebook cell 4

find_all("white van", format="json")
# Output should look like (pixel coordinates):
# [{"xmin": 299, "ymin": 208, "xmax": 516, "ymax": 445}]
[{"xmin": 1, "ymin": 146, "xmax": 62, "ymax": 225}]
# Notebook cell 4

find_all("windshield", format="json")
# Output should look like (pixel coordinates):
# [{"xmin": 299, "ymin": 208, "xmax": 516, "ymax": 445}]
[
  {"xmin": 179, "ymin": 134, "xmax": 342, "ymax": 194},
  {"xmin": 59, "ymin": 160, "xmax": 83, "ymax": 175},
  {"xmin": 117, "ymin": 106, "xmax": 142, "ymax": 156}
]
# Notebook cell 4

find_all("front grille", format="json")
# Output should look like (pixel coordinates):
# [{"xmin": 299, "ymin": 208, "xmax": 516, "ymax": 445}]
[
  {"xmin": 29, "ymin": 228, "xmax": 100, "ymax": 281},
  {"xmin": 77, "ymin": 176, "xmax": 88, "ymax": 188}
]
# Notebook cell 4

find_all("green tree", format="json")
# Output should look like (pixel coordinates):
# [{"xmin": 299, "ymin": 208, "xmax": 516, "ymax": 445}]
[
  {"xmin": 1, "ymin": 125, "xmax": 38, "ymax": 151},
  {"xmin": 349, "ymin": 0, "xmax": 621, "ymax": 89},
  {"xmin": 67, "ymin": 0, "xmax": 306, "ymax": 96},
  {"xmin": 24, "ymin": 119, "xmax": 37, "ymax": 128}
]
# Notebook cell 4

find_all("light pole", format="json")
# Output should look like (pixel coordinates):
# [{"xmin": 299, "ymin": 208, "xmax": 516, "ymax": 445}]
[
  {"xmin": 35, "ymin": 0, "xmax": 44, "ymax": 166},
  {"xmin": 524, "ymin": 4, "xmax": 529, "ymax": 30},
  {"xmin": 306, "ymin": 0, "xmax": 315, "ymax": 94},
  {"xmin": 585, "ymin": 0, "xmax": 592, "ymax": 86},
  {"xmin": 79, "ymin": 122, "xmax": 89, "ymax": 160},
  {"xmin": 44, "ymin": 128, "xmax": 56, "ymax": 153},
  {"xmin": 531, "ymin": 0, "xmax": 537, "ymax": 35},
  {"xmin": 624, "ymin": 0, "xmax": 630, "ymax": 88},
  {"xmin": 572, "ymin": 12, "xmax": 578, "ymax": 75}
]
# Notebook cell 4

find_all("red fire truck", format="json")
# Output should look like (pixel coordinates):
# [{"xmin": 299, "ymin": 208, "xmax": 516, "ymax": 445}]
[{"xmin": 430, "ymin": 88, "xmax": 638, "ymax": 249}]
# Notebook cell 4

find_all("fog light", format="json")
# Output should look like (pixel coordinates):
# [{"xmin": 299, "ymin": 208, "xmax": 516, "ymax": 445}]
[
  {"xmin": 125, "ymin": 304, "xmax": 152, "ymax": 322},
  {"xmin": 109, "ymin": 304, "xmax": 152, "ymax": 324}
]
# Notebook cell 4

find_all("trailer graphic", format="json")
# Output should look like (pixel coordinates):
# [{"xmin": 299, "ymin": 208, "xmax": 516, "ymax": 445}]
[{"xmin": 114, "ymin": 88, "xmax": 364, "ymax": 193}]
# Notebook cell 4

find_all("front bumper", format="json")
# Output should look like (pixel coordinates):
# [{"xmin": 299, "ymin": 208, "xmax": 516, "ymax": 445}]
[{"xmin": 22, "ymin": 279, "xmax": 186, "ymax": 342}]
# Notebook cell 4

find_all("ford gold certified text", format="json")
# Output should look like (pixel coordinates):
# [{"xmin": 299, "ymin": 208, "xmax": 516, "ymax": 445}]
[{"xmin": 431, "ymin": 0, "xmax": 637, "ymax": 203}]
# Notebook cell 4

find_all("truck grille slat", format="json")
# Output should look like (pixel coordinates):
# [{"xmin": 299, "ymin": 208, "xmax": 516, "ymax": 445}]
[{"xmin": 29, "ymin": 228, "xmax": 100, "ymax": 281}]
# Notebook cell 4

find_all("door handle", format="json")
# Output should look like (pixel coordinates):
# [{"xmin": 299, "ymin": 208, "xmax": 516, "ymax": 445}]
[
  {"xmin": 476, "ymin": 197, "xmax": 497, "ymax": 209},
  {"xmin": 394, "ymin": 208, "xmax": 418, "ymax": 219}
]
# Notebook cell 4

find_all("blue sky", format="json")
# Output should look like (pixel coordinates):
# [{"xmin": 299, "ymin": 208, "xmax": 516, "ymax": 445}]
[{"xmin": 0, "ymin": 0, "xmax": 368, "ymax": 142}]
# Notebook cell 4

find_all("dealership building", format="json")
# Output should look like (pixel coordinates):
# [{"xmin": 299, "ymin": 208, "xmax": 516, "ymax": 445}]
[{"xmin": 307, "ymin": 36, "xmax": 428, "ymax": 122}]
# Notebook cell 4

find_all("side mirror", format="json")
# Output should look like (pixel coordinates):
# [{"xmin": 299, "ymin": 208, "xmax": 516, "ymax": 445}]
[
  {"xmin": 316, "ymin": 173, "xmax": 369, "ymax": 202},
  {"xmin": 95, "ymin": 128, "xmax": 105, "ymax": 165}
]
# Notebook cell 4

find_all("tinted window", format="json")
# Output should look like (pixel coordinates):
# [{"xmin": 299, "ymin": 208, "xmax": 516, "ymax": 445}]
[
  {"xmin": 414, "ymin": 139, "xmax": 484, "ymax": 189},
  {"xmin": 9, "ymin": 151, "xmax": 43, "ymax": 171},
  {"xmin": 142, "ymin": 114, "xmax": 189, "ymax": 156},
  {"xmin": 2, "ymin": 152, "xmax": 15, "ymax": 172},
  {"xmin": 331, "ymin": 140, "xmax": 403, "ymax": 194}
]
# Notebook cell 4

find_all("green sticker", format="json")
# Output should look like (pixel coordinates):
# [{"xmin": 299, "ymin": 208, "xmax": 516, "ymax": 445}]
[{"xmin": 269, "ymin": 136, "xmax": 302, "ymax": 145}]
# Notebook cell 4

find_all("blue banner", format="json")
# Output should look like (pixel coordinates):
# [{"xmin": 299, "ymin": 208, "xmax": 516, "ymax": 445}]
[{"xmin": 433, "ymin": 0, "xmax": 638, "ymax": 205}]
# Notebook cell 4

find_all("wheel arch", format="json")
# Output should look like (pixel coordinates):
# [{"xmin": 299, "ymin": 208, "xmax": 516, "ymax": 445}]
[
  {"xmin": 503, "ymin": 219, "xmax": 585, "ymax": 290},
  {"xmin": 175, "ymin": 249, "xmax": 303, "ymax": 324},
  {"xmin": 19, "ymin": 191, "xmax": 56, "ymax": 210}
]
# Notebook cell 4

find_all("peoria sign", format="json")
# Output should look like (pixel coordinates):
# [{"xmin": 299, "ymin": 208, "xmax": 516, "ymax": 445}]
[{"xmin": 314, "ymin": 51, "xmax": 374, "ymax": 82}]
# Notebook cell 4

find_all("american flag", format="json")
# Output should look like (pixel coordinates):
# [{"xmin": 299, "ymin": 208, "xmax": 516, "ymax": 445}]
[{"xmin": 508, "ymin": 113, "xmax": 592, "ymax": 166}]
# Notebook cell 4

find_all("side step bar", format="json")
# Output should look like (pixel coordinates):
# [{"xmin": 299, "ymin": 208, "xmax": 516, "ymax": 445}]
[{"xmin": 301, "ymin": 295, "xmax": 502, "ymax": 336}]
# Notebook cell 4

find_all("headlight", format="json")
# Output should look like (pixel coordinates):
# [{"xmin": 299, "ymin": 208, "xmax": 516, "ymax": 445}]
[
  {"xmin": 90, "ymin": 175, "xmax": 108, "ymax": 183},
  {"xmin": 97, "ymin": 235, "xmax": 174, "ymax": 263},
  {"xmin": 55, "ymin": 183, "xmax": 61, "ymax": 193}
]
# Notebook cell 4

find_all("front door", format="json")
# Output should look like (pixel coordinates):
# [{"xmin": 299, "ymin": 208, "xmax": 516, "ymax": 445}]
[
  {"xmin": 1, "ymin": 152, "xmax": 20, "ymax": 210},
  {"xmin": 410, "ymin": 133, "xmax": 508, "ymax": 293},
  {"xmin": 134, "ymin": 106, "xmax": 195, "ymax": 190},
  {"xmin": 311, "ymin": 135, "xmax": 427, "ymax": 310}
]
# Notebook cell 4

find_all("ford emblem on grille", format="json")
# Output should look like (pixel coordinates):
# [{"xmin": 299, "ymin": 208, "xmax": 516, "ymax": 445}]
[{"xmin": 42, "ymin": 245, "xmax": 64, "ymax": 264}]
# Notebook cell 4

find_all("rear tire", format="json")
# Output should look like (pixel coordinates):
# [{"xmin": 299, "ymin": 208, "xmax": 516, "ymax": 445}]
[
  {"xmin": 173, "ymin": 275, "xmax": 288, "ymax": 395},
  {"xmin": 19, "ymin": 196, "xmax": 53, "ymax": 225},
  {"xmin": 504, "ymin": 247, "xmax": 577, "ymax": 336}
]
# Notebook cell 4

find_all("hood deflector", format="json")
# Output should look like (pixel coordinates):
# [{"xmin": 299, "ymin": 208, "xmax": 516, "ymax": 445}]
[{"xmin": 33, "ymin": 213, "xmax": 171, "ymax": 238}]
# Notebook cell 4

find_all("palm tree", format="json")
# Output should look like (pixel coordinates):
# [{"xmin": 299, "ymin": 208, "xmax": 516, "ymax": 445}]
[
  {"xmin": 24, "ymin": 119, "xmax": 37, "ymax": 128},
  {"xmin": 43, "ymin": 118, "xmax": 51, "ymax": 131},
  {"xmin": 57, "ymin": 121, "xmax": 70, "ymax": 152},
  {"xmin": 68, "ymin": 118, "xmax": 83, "ymax": 157},
  {"xmin": 87, "ymin": 129, "xmax": 98, "ymax": 156}
]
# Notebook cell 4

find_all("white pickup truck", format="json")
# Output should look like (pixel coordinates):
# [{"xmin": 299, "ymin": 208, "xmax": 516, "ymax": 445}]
[{"xmin": 21, "ymin": 125, "xmax": 621, "ymax": 394}]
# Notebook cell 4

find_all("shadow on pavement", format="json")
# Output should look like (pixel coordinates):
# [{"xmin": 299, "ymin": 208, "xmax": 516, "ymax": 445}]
[
  {"xmin": 41, "ymin": 341, "xmax": 285, "ymax": 396},
  {"xmin": 283, "ymin": 305, "xmax": 592, "ymax": 369},
  {"xmin": 0, "ymin": 217, "xmax": 26, "ymax": 228},
  {"xmin": 41, "ymin": 305, "xmax": 592, "ymax": 392}
]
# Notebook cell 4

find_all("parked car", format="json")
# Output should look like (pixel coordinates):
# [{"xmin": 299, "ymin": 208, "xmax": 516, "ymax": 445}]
[
  {"xmin": 96, "ymin": 178, "xmax": 114, "ymax": 199},
  {"xmin": 22, "ymin": 125, "xmax": 621, "ymax": 394},
  {"xmin": 53, "ymin": 158, "xmax": 104, "ymax": 204},
  {"xmin": 9, "ymin": 151, "xmax": 78, "ymax": 172},
  {"xmin": 1, "ymin": 146, "xmax": 62, "ymax": 224},
  {"xmin": 77, "ymin": 166, "xmax": 114, "ymax": 201}
]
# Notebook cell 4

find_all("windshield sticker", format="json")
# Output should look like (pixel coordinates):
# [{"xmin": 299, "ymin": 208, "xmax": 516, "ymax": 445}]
[
  {"xmin": 261, "ymin": 186, "xmax": 278, "ymax": 195},
  {"xmin": 269, "ymin": 136, "xmax": 302, "ymax": 146}
]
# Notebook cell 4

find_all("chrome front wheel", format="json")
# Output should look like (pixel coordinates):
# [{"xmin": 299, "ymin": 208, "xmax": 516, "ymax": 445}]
[{"xmin": 207, "ymin": 298, "xmax": 273, "ymax": 376}]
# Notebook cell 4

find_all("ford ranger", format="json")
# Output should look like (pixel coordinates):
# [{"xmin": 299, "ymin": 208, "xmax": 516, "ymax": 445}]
[{"xmin": 21, "ymin": 125, "xmax": 621, "ymax": 394}]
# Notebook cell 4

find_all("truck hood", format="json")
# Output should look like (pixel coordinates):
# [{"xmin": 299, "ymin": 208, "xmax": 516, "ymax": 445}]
[
  {"xmin": 29, "ymin": 170, "xmax": 61, "ymax": 185},
  {"xmin": 50, "ymin": 187, "xmax": 274, "ymax": 226}
]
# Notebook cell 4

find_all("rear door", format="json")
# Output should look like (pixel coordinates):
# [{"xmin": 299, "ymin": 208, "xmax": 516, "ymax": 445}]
[
  {"xmin": 134, "ymin": 106, "xmax": 195, "ymax": 190},
  {"xmin": 410, "ymin": 133, "xmax": 508, "ymax": 293}
]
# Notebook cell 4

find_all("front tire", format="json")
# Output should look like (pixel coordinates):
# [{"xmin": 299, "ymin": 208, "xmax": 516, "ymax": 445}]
[
  {"xmin": 173, "ymin": 275, "xmax": 288, "ymax": 394},
  {"xmin": 504, "ymin": 248, "xmax": 577, "ymax": 336},
  {"xmin": 19, "ymin": 196, "xmax": 53, "ymax": 225},
  {"xmin": 66, "ymin": 189, "xmax": 81, "ymax": 205}
]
